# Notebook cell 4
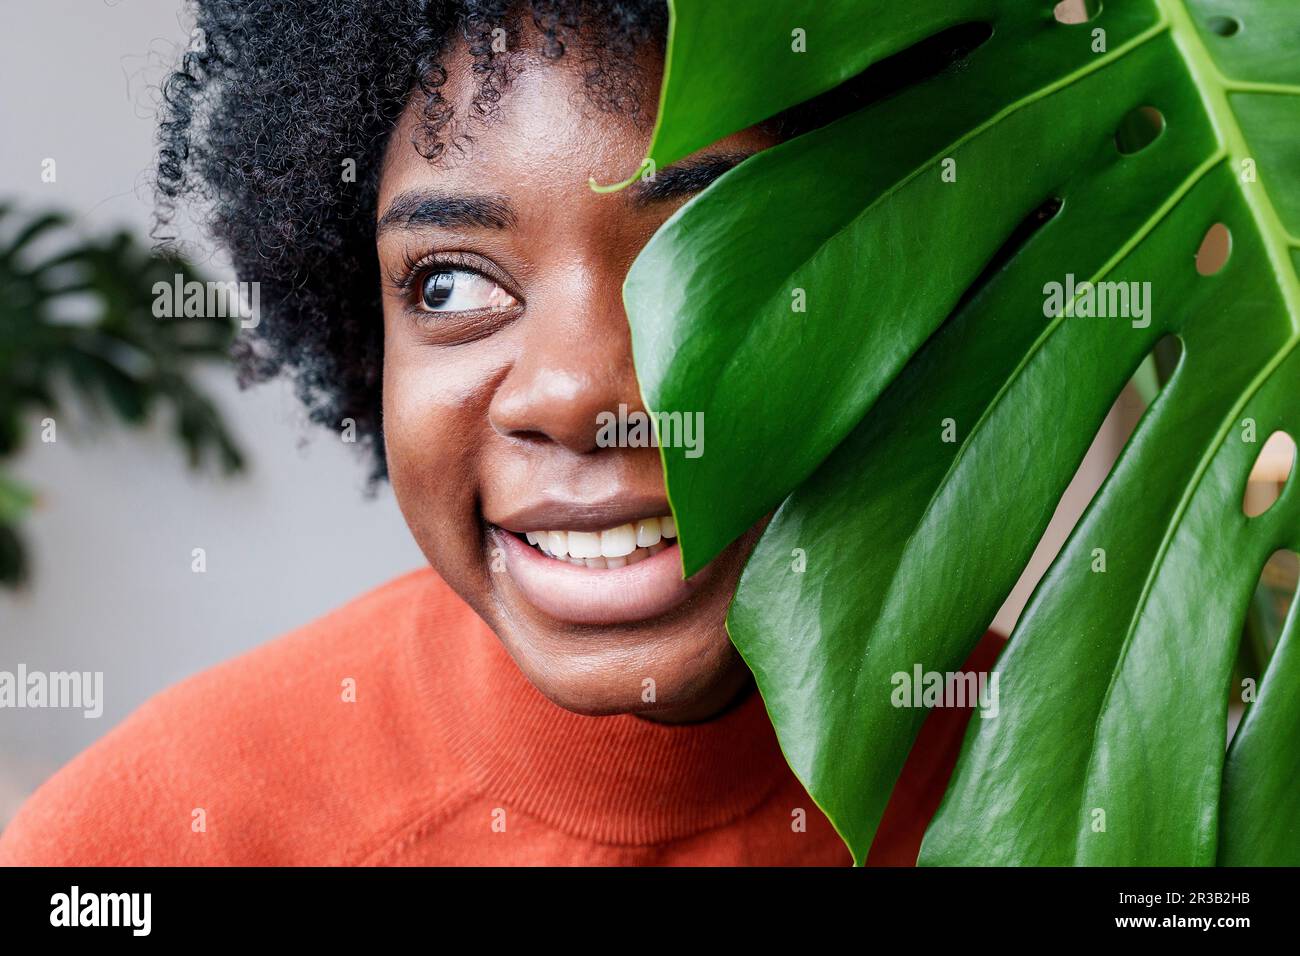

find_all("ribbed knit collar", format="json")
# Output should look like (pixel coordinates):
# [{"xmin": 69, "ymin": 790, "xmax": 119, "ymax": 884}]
[{"xmin": 405, "ymin": 570, "xmax": 792, "ymax": 846}]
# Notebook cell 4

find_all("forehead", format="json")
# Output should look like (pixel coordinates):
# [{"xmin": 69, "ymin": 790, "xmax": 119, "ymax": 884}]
[{"xmin": 379, "ymin": 36, "xmax": 662, "ymax": 210}]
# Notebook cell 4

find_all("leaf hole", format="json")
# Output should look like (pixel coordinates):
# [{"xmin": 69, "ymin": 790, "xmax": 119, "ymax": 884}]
[
  {"xmin": 952, "ymin": 197, "xmax": 1064, "ymax": 317},
  {"xmin": 1126, "ymin": 333, "xmax": 1184, "ymax": 411},
  {"xmin": 992, "ymin": 334, "xmax": 1180, "ymax": 633},
  {"xmin": 764, "ymin": 22, "xmax": 994, "ymax": 139},
  {"xmin": 1230, "ymin": 547, "xmax": 1298, "ymax": 743},
  {"xmin": 1206, "ymin": 16, "xmax": 1240, "ymax": 37},
  {"xmin": 1243, "ymin": 431, "xmax": 1296, "ymax": 518},
  {"xmin": 1053, "ymin": 0, "xmax": 1102, "ymax": 25},
  {"xmin": 1114, "ymin": 106, "xmax": 1165, "ymax": 155},
  {"xmin": 1195, "ymin": 222, "xmax": 1232, "ymax": 276}
]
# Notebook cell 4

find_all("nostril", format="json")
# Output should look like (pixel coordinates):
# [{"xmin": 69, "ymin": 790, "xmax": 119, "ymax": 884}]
[{"xmin": 502, "ymin": 428, "xmax": 551, "ymax": 444}]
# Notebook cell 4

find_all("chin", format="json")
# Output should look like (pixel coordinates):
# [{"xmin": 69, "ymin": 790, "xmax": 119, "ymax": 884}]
[
  {"xmin": 440, "ymin": 518, "xmax": 766, "ymax": 721},
  {"xmin": 487, "ymin": 596, "xmax": 747, "ymax": 719}
]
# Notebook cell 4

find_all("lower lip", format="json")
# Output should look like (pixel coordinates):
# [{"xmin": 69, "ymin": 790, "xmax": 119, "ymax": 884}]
[{"xmin": 493, "ymin": 527, "xmax": 700, "ymax": 625}]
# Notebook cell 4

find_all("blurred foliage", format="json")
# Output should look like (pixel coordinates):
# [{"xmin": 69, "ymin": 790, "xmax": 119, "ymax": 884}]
[{"xmin": 0, "ymin": 204, "xmax": 244, "ymax": 587}]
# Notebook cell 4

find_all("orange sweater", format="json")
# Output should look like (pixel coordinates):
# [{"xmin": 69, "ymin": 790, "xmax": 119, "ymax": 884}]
[{"xmin": 0, "ymin": 569, "xmax": 1001, "ymax": 866}]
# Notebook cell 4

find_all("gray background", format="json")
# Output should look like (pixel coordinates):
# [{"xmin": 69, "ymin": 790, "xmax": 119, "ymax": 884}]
[{"xmin": 0, "ymin": 0, "xmax": 424, "ymax": 824}]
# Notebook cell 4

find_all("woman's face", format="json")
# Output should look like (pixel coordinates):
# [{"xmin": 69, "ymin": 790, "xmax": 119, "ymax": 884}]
[{"xmin": 377, "ymin": 32, "xmax": 777, "ymax": 722}]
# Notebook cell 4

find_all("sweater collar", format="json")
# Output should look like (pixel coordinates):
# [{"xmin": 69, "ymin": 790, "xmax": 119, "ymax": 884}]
[{"xmin": 405, "ymin": 571, "xmax": 792, "ymax": 846}]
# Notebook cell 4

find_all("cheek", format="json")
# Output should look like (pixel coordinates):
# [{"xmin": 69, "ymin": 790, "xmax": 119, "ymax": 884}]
[{"xmin": 381, "ymin": 321, "xmax": 496, "ymax": 542}]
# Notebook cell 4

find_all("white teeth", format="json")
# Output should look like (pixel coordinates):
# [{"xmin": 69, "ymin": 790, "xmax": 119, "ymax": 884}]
[
  {"xmin": 567, "ymin": 530, "xmax": 602, "ymax": 559},
  {"xmin": 518, "ymin": 515, "xmax": 676, "ymax": 568},
  {"xmin": 547, "ymin": 530, "xmax": 569, "ymax": 558},
  {"xmin": 635, "ymin": 518, "xmax": 661, "ymax": 548},
  {"xmin": 600, "ymin": 523, "xmax": 637, "ymax": 558}
]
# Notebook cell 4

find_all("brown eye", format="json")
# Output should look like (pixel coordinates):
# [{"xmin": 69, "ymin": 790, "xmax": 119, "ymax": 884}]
[{"xmin": 419, "ymin": 269, "xmax": 517, "ymax": 313}]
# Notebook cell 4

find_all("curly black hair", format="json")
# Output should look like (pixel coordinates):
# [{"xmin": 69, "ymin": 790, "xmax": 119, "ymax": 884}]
[{"xmin": 155, "ymin": 0, "xmax": 671, "ymax": 481}]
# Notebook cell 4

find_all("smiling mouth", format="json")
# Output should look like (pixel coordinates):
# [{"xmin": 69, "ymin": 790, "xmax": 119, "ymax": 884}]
[
  {"xmin": 489, "ymin": 510, "xmax": 701, "ymax": 625},
  {"xmin": 515, "ymin": 516, "xmax": 678, "ymax": 570}
]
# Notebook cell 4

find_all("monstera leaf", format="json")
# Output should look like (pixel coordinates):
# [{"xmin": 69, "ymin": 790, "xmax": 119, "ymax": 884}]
[{"xmin": 620, "ymin": 0, "xmax": 1300, "ymax": 864}]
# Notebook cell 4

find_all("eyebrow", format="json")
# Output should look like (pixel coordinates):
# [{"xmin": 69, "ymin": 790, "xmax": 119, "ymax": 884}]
[
  {"xmin": 375, "ymin": 150, "xmax": 756, "ymax": 235},
  {"xmin": 376, "ymin": 190, "xmax": 517, "ymax": 235},
  {"xmin": 630, "ymin": 150, "xmax": 755, "ymax": 205}
]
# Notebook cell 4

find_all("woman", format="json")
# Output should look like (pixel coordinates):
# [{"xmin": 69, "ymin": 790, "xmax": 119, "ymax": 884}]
[{"xmin": 0, "ymin": 0, "xmax": 1000, "ymax": 866}]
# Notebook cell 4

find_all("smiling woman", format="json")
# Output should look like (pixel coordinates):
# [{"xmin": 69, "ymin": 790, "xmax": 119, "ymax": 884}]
[
  {"xmin": 373, "ymin": 24, "xmax": 794, "ymax": 726},
  {"xmin": 0, "ymin": 0, "xmax": 1001, "ymax": 867}
]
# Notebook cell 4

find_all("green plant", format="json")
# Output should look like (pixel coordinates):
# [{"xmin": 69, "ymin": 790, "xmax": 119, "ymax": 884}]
[
  {"xmin": 619, "ymin": 0, "xmax": 1300, "ymax": 864},
  {"xmin": 0, "ymin": 205, "xmax": 244, "ymax": 587}
]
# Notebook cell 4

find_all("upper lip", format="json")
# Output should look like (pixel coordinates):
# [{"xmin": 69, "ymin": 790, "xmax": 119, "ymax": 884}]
[{"xmin": 487, "ymin": 493, "xmax": 672, "ymax": 534}]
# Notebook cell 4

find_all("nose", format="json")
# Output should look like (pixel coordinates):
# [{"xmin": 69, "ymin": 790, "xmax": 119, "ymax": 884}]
[{"xmin": 487, "ymin": 265, "xmax": 645, "ymax": 455}]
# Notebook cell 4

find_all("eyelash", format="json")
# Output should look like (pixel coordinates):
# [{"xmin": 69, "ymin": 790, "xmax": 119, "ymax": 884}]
[{"xmin": 388, "ymin": 249, "xmax": 518, "ymax": 309}]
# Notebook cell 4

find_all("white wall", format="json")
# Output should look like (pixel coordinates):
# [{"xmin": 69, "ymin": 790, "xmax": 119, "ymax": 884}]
[{"xmin": 0, "ymin": 0, "xmax": 424, "ymax": 824}]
